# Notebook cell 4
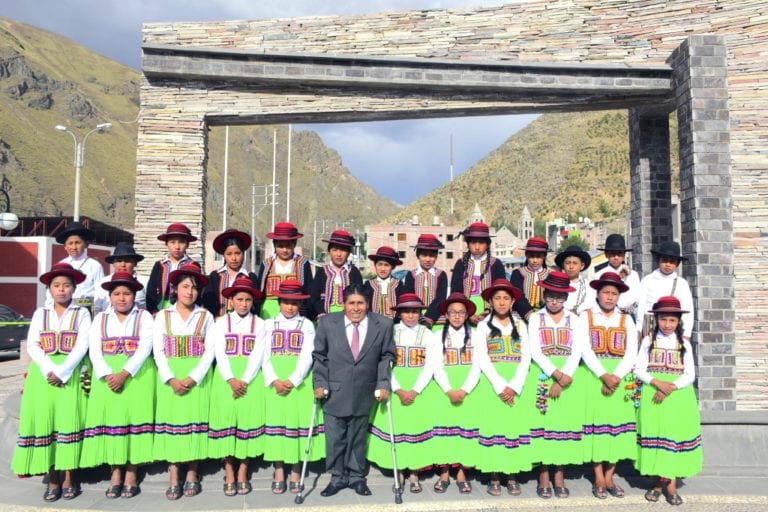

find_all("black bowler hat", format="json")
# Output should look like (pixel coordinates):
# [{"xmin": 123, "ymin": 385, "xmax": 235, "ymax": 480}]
[
  {"xmin": 105, "ymin": 242, "xmax": 145, "ymax": 264},
  {"xmin": 598, "ymin": 234, "xmax": 632, "ymax": 252},
  {"xmin": 55, "ymin": 221, "xmax": 95, "ymax": 244},
  {"xmin": 555, "ymin": 244, "xmax": 592, "ymax": 270},
  {"xmin": 651, "ymin": 241, "xmax": 687, "ymax": 262}
]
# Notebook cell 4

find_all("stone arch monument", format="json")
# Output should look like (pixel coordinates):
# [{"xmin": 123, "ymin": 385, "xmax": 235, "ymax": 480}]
[{"xmin": 137, "ymin": 1, "xmax": 766, "ymax": 420}]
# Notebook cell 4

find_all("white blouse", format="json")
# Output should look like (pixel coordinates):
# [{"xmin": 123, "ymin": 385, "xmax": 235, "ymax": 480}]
[
  {"xmin": 432, "ymin": 325, "xmax": 482, "ymax": 394},
  {"xmin": 391, "ymin": 323, "xmax": 440, "ymax": 394},
  {"xmin": 26, "ymin": 303, "xmax": 92, "ymax": 383},
  {"xmin": 152, "ymin": 304, "xmax": 215, "ymax": 384},
  {"xmin": 635, "ymin": 331, "xmax": 696, "ymax": 389},
  {"xmin": 89, "ymin": 307, "xmax": 154, "ymax": 379},
  {"xmin": 579, "ymin": 306, "xmax": 637, "ymax": 379},
  {"xmin": 262, "ymin": 313, "xmax": 316, "ymax": 387},
  {"xmin": 528, "ymin": 310, "xmax": 588, "ymax": 378},
  {"xmin": 475, "ymin": 316, "xmax": 531, "ymax": 396},
  {"xmin": 210, "ymin": 311, "xmax": 267, "ymax": 384}
]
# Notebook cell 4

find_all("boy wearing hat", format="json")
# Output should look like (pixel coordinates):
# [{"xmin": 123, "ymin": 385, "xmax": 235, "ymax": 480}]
[
  {"xmin": 48, "ymin": 221, "xmax": 105, "ymax": 315},
  {"xmin": 309, "ymin": 230, "xmax": 363, "ymax": 319},
  {"xmin": 257, "ymin": 222, "xmax": 313, "ymax": 319},
  {"xmin": 509, "ymin": 236, "xmax": 550, "ymax": 321},
  {"xmin": 146, "ymin": 223, "xmax": 196, "ymax": 315},
  {"xmin": 636, "ymin": 241, "xmax": 694, "ymax": 342},
  {"xmin": 401, "ymin": 234, "xmax": 448, "ymax": 328},
  {"xmin": 555, "ymin": 244, "xmax": 595, "ymax": 315},
  {"xmin": 594, "ymin": 234, "xmax": 641, "ymax": 315},
  {"xmin": 363, "ymin": 246, "xmax": 404, "ymax": 319},
  {"xmin": 94, "ymin": 242, "xmax": 148, "ymax": 315}
]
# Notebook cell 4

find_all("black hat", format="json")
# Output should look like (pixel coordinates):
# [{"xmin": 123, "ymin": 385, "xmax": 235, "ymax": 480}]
[
  {"xmin": 555, "ymin": 244, "xmax": 592, "ymax": 270},
  {"xmin": 55, "ymin": 221, "xmax": 95, "ymax": 244},
  {"xmin": 650, "ymin": 241, "xmax": 687, "ymax": 262},
  {"xmin": 105, "ymin": 242, "xmax": 145, "ymax": 263},
  {"xmin": 598, "ymin": 234, "xmax": 632, "ymax": 252}
]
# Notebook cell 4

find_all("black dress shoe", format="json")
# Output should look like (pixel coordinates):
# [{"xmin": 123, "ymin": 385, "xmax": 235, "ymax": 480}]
[
  {"xmin": 351, "ymin": 481, "xmax": 372, "ymax": 496},
  {"xmin": 320, "ymin": 482, "xmax": 347, "ymax": 497}
]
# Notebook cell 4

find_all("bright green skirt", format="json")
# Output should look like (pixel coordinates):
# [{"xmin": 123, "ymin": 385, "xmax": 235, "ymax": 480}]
[{"xmin": 80, "ymin": 354, "xmax": 156, "ymax": 467}]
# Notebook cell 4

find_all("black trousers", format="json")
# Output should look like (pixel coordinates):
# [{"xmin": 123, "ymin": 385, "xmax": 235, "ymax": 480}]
[{"xmin": 323, "ymin": 413, "xmax": 370, "ymax": 485}]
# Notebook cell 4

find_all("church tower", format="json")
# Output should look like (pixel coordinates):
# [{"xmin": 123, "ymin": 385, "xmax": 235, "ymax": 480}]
[{"xmin": 519, "ymin": 205, "xmax": 533, "ymax": 240}]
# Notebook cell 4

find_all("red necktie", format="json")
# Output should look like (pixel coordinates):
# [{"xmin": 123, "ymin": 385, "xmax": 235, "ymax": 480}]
[{"xmin": 351, "ymin": 322, "xmax": 360, "ymax": 361}]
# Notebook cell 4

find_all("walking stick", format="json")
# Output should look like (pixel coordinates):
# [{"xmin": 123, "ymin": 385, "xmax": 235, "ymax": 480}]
[
  {"xmin": 386, "ymin": 396, "xmax": 403, "ymax": 505},
  {"xmin": 295, "ymin": 391, "xmax": 325, "ymax": 505}
]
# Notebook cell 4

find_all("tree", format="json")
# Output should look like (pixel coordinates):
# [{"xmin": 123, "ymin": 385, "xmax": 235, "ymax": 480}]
[{"xmin": 557, "ymin": 235, "xmax": 590, "ymax": 254}]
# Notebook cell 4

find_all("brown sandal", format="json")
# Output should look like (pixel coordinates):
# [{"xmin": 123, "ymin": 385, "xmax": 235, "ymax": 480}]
[
  {"xmin": 645, "ymin": 488, "xmax": 662, "ymax": 502},
  {"xmin": 223, "ymin": 482, "xmax": 237, "ymax": 497},
  {"xmin": 457, "ymin": 481, "xmax": 472, "ymax": 494},
  {"xmin": 433, "ymin": 479, "xmax": 450, "ymax": 493},
  {"xmin": 487, "ymin": 482, "xmax": 502, "ymax": 496}
]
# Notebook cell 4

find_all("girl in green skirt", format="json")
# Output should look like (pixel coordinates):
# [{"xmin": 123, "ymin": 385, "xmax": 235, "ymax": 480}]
[
  {"xmin": 579, "ymin": 272, "xmax": 638, "ymax": 499},
  {"xmin": 474, "ymin": 279, "xmax": 533, "ymax": 497},
  {"xmin": 635, "ymin": 296, "xmax": 702, "ymax": 506},
  {"xmin": 152, "ymin": 262, "xmax": 215, "ymax": 500},
  {"xmin": 257, "ymin": 222, "xmax": 312, "ymax": 319},
  {"xmin": 208, "ymin": 276, "xmax": 267, "ymax": 496},
  {"xmin": 367, "ymin": 293, "xmax": 440, "ymax": 493},
  {"xmin": 262, "ymin": 279, "xmax": 320, "ymax": 494},
  {"xmin": 12, "ymin": 263, "xmax": 92, "ymax": 502},
  {"xmin": 528, "ymin": 271, "xmax": 589, "ymax": 499},
  {"xmin": 429, "ymin": 292, "xmax": 483, "ymax": 494},
  {"xmin": 80, "ymin": 272, "xmax": 156, "ymax": 499}
]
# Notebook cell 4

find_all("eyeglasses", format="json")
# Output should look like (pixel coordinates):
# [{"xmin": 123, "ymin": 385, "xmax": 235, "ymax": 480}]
[
  {"xmin": 445, "ymin": 310, "xmax": 467, "ymax": 317},
  {"xmin": 544, "ymin": 296, "xmax": 566, "ymax": 304}
]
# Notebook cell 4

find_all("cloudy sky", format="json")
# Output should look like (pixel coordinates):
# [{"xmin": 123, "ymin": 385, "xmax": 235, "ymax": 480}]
[{"xmin": 3, "ymin": 0, "xmax": 535, "ymax": 205}]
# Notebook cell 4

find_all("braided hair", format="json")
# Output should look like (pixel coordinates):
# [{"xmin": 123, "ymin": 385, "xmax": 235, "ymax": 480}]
[
  {"xmin": 461, "ymin": 237, "xmax": 493, "ymax": 281},
  {"xmin": 486, "ymin": 308, "xmax": 520, "ymax": 341},
  {"xmin": 651, "ymin": 313, "xmax": 686, "ymax": 358},
  {"xmin": 442, "ymin": 319, "xmax": 473, "ymax": 356}
]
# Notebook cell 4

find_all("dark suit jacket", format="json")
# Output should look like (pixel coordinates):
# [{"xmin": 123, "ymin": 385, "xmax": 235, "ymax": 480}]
[{"xmin": 312, "ymin": 312, "xmax": 396, "ymax": 417}]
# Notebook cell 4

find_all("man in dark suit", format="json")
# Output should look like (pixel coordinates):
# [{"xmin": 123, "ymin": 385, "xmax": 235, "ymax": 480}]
[{"xmin": 313, "ymin": 283, "xmax": 396, "ymax": 497}]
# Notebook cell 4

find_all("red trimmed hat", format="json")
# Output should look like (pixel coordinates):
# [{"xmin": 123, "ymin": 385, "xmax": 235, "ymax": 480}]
[
  {"xmin": 539, "ymin": 270, "xmax": 576, "ymax": 293},
  {"xmin": 40, "ymin": 262, "xmax": 86, "ymax": 286},
  {"xmin": 481, "ymin": 278, "xmax": 523, "ymax": 302},
  {"xmin": 394, "ymin": 292, "xmax": 425, "ymax": 310},
  {"xmin": 413, "ymin": 233, "xmax": 444, "ymax": 251},
  {"xmin": 461, "ymin": 222, "xmax": 493, "ymax": 240},
  {"xmin": 213, "ymin": 229, "xmax": 252, "ymax": 254},
  {"xmin": 222, "ymin": 276, "xmax": 263, "ymax": 300},
  {"xmin": 589, "ymin": 271, "xmax": 629, "ymax": 293},
  {"xmin": 522, "ymin": 236, "xmax": 550, "ymax": 253},
  {"xmin": 368, "ymin": 246, "xmax": 402, "ymax": 266},
  {"xmin": 555, "ymin": 244, "xmax": 592, "ymax": 270},
  {"xmin": 438, "ymin": 292, "xmax": 477, "ymax": 318},
  {"xmin": 323, "ymin": 229, "xmax": 355, "ymax": 248},
  {"xmin": 266, "ymin": 221, "xmax": 303, "ymax": 241},
  {"xmin": 158, "ymin": 223, "xmax": 198, "ymax": 243},
  {"xmin": 55, "ymin": 221, "xmax": 95, "ymax": 244},
  {"xmin": 168, "ymin": 261, "xmax": 209, "ymax": 287},
  {"xmin": 274, "ymin": 279, "xmax": 310, "ymax": 300},
  {"xmin": 101, "ymin": 271, "xmax": 144, "ymax": 292},
  {"xmin": 652, "ymin": 296, "xmax": 689, "ymax": 314}
]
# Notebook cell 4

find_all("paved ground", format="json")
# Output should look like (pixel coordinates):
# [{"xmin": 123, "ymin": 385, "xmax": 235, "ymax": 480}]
[{"xmin": 1, "ymin": 356, "xmax": 767, "ymax": 512}]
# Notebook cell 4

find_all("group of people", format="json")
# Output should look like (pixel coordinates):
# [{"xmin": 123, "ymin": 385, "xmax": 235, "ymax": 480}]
[{"xmin": 11, "ymin": 219, "xmax": 702, "ymax": 507}]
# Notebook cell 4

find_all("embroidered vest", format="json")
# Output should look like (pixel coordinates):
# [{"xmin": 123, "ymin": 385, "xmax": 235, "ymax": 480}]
[
  {"xmin": 443, "ymin": 329, "xmax": 474, "ymax": 366},
  {"xmin": 647, "ymin": 338, "xmax": 685, "ymax": 375},
  {"xmin": 394, "ymin": 325, "xmax": 427, "ymax": 368},
  {"xmin": 162, "ymin": 309, "xmax": 208, "ymax": 358},
  {"xmin": 322, "ymin": 264, "xmax": 351, "ymax": 313},
  {"xmin": 587, "ymin": 310, "xmax": 628, "ymax": 358},
  {"xmin": 223, "ymin": 314, "xmax": 259, "ymax": 356},
  {"xmin": 461, "ymin": 257, "xmax": 496, "ymax": 299},
  {"xmin": 411, "ymin": 268, "xmax": 443, "ymax": 305},
  {"xmin": 39, "ymin": 308, "xmax": 80, "ymax": 355},
  {"xmin": 216, "ymin": 270, "xmax": 248, "ymax": 317},
  {"xmin": 157, "ymin": 255, "xmax": 191, "ymax": 303},
  {"xmin": 538, "ymin": 312, "xmax": 573, "ymax": 357},
  {"xmin": 520, "ymin": 266, "xmax": 548, "ymax": 310},
  {"xmin": 271, "ymin": 318, "xmax": 305, "ymax": 356},
  {"xmin": 486, "ymin": 324, "xmax": 523, "ymax": 363},
  {"xmin": 370, "ymin": 278, "xmax": 399, "ymax": 319},
  {"xmin": 262, "ymin": 255, "xmax": 309, "ymax": 298},
  {"xmin": 100, "ymin": 310, "xmax": 142, "ymax": 356}
]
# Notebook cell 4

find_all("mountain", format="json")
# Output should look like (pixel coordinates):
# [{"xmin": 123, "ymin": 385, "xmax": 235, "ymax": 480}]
[
  {"xmin": 387, "ymin": 111, "xmax": 679, "ymax": 229},
  {"xmin": 0, "ymin": 17, "xmax": 399, "ymax": 241}
]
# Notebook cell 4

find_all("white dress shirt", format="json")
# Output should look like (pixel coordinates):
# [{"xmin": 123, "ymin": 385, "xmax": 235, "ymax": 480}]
[
  {"xmin": 210, "ymin": 311, "xmax": 267, "ymax": 384},
  {"xmin": 528, "ymin": 310, "xmax": 588, "ymax": 378},
  {"xmin": 635, "ymin": 332, "xmax": 696, "ymax": 389},
  {"xmin": 636, "ymin": 269, "xmax": 694, "ymax": 338},
  {"xmin": 93, "ymin": 272, "xmax": 149, "ymax": 315},
  {"xmin": 594, "ymin": 264, "xmax": 641, "ymax": 313},
  {"xmin": 26, "ymin": 302, "xmax": 92, "ymax": 382},
  {"xmin": 344, "ymin": 315, "xmax": 369, "ymax": 351},
  {"xmin": 89, "ymin": 307, "xmax": 154, "ymax": 379},
  {"xmin": 579, "ymin": 306, "xmax": 638, "ymax": 379},
  {"xmin": 262, "ymin": 313, "xmax": 316, "ymax": 387},
  {"xmin": 432, "ymin": 326, "xmax": 482, "ymax": 393},
  {"xmin": 564, "ymin": 276, "xmax": 596, "ymax": 315},
  {"xmin": 152, "ymin": 304, "xmax": 215, "ymax": 384},
  {"xmin": 475, "ymin": 316, "xmax": 531, "ymax": 395},
  {"xmin": 391, "ymin": 322, "xmax": 440, "ymax": 394},
  {"xmin": 45, "ymin": 251, "xmax": 105, "ymax": 307}
]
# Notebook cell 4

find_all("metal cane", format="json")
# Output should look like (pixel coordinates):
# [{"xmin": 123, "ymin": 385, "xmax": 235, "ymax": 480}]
[
  {"xmin": 295, "ymin": 390, "xmax": 326, "ymax": 505},
  {"xmin": 386, "ymin": 396, "xmax": 403, "ymax": 505}
]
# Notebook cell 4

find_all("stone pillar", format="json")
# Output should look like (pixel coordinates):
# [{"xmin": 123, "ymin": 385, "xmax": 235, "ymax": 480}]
[
  {"xmin": 669, "ymin": 35, "xmax": 734, "ymax": 411},
  {"xmin": 629, "ymin": 109, "xmax": 673, "ymax": 275}
]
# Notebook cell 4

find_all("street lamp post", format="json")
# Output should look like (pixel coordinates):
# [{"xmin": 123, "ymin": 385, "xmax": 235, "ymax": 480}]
[{"xmin": 55, "ymin": 123, "xmax": 112, "ymax": 221}]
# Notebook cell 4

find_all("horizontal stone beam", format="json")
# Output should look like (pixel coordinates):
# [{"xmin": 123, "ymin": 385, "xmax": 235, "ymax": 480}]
[{"xmin": 142, "ymin": 44, "xmax": 672, "ymax": 101}]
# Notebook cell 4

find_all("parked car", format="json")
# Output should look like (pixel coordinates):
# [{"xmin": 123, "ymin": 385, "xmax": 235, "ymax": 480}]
[{"xmin": 0, "ymin": 304, "xmax": 30, "ymax": 352}]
